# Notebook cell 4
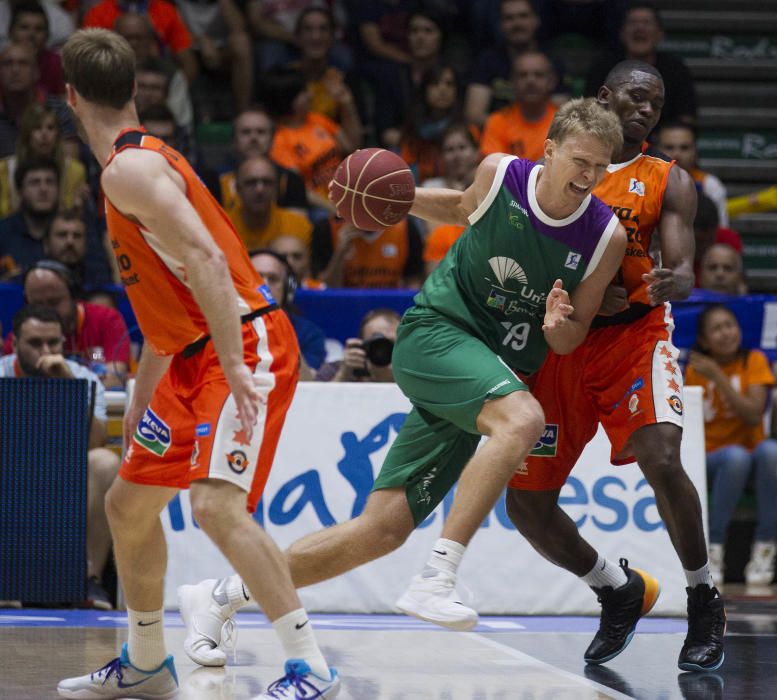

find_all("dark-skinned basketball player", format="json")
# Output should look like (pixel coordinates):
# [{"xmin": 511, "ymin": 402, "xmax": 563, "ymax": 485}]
[{"xmin": 503, "ymin": 61, "xmax": 725, "ymax": 672}]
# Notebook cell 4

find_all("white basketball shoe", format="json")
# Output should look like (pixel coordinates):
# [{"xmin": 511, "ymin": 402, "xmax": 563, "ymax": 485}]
[
  {"xmin": 178, "ymin": 578, "xmax": 239, "ymax": 666},
  {"xmin": 395, "ymin": 570, "xmax": 478, "ymax": 631},
  {"xmin": 57, "ymin": 643, "xmax": 178, "ymax": 699}
]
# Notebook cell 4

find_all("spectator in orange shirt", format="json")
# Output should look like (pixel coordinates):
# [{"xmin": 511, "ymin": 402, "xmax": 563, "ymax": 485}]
[
  {"xmin": 265, "ymin": 66, "xmax": 352, "ymax": 218},
  {"xmin": 480, "ymin": 51, "xmax": 558, "ymax": 161},
  {"xmin": 686, "ymin": 304, "xmax": 777, "ymax": 586},
  {"xmin": 312, "ymin": 216, "xmax": 424, "ymax": 289},
  {"xmin": 82, "ymin": 0, "xmax": 198, "ymax": 85},
  {"xmin": 286, "ymin": 6, "xmax": 362, "ymax": 150},
  {"xmin": 229, "ymin": 155, "xmax": 312, "ymax": 250}
]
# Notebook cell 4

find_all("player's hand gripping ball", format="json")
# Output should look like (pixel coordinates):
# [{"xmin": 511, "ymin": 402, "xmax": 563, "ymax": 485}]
[{"xmin": 330, "ymin": 148, "xmax": 415, "ymax": 231}]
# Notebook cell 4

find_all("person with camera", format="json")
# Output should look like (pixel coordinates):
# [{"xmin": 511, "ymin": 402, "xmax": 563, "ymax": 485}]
[{"xmin": 316, "ymin": 308, "xmax": 400, "ymax": 382}]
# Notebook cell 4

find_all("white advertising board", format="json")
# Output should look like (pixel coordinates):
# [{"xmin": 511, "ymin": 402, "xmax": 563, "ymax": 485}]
[{"xmin": 161, "ymin": 384, "xmax": 706, "ymax": 615}]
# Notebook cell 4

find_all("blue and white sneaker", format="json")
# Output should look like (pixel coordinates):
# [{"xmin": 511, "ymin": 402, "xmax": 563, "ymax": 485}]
[
  {"xmin": 57, "ymin": 643, "xmax": 179, "ymax": 699},
  {"xmin": 253, "ymin": 659, "xmax": 340, "ymax": 699}
]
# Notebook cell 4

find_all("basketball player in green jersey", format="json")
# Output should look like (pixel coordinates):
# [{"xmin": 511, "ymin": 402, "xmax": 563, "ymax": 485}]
[{"xmin": 179, "ymin": 98, "xmax": 628, "ymax": 660}]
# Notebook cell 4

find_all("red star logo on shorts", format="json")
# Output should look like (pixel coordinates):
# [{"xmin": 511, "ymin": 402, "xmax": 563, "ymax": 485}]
[
  {"xmin": 232, "ymin": 427, "xmax": 251, "ymax": 446},
  {"xmin": 664, "ymin": 360, "xmax": 676, "ymax": 375},
  {"xmin": 660, "ymin": 346, "xmax": 673, "ymax": 359},
  {"xmin": 667, "ymin": 377, "xmax": 681, "ymax": 393}
]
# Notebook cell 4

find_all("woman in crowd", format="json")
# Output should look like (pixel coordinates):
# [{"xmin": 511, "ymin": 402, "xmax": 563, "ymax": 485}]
[
  {"xmin": 399, "ymin": 63, "xmax": 466, "ymax": 185},
  {"xmin": 686, "ymin": 304, "xmax": 777, "ymax": 586},
  {"xmin": 0, "ymin": 103, "xmax": 87, "ymax": 218}
]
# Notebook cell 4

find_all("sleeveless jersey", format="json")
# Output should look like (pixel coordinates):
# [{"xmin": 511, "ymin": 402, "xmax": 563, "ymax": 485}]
[
  {"xmin": 414, "ymin": 156, "xmax": 618, "ymax": 375},
  {"xmin": 104, "ymin": 128, "xmax": 273, "ymax": 355},
  {"xmin": 592, "ymin": 148, "xmax": 673, "ymax": 325}
]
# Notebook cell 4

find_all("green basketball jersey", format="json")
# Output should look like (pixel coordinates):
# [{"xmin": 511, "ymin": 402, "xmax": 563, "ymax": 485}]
[{"xmin": 414, "ymin": 156, "xmax": 618, "ymax": 374}]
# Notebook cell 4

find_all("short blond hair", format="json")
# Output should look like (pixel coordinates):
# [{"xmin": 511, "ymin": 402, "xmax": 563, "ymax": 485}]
[
  {"xmin": 62, "ymin": 28, "xmax": 135, "ymax": 110},
  {"xmin": 547, "ymin": 98, "xmax": 623, "ymax": 158}
]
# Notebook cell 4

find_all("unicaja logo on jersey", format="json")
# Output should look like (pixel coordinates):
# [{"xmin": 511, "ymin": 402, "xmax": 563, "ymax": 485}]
[
  {"xmin": 489, "ymin": 257, "xmax": 528, "ymax": 287},
  {"xmin": 134, "ymin": 408, "xmax": 171, "ymax": 456}
]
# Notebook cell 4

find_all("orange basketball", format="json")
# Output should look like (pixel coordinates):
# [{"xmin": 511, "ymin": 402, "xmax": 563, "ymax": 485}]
[{"xmin": 330, "ymin": 148, "xmax": 415, "ymax": 230}]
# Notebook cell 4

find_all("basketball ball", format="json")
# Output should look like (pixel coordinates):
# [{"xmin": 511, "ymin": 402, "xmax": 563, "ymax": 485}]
[{"xmin": 330, "ymin": 148, "xmax": 415, "ymax": 230}]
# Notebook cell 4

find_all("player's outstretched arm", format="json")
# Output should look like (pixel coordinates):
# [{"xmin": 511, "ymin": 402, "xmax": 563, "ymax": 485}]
[
  {"xmin": 409, "ymin": 153, "xmax": 505, "ymax": 226},
  {"xmin": 643, "ymin": 166, "xmax": 697, "ymax": 304},
  {"xmin": 545, "ymin": 222, "xmax": 628, "ymax": 354},
  {"xmin": 102, "ymin": 149, "xmax": 258, "ymax": 439}
]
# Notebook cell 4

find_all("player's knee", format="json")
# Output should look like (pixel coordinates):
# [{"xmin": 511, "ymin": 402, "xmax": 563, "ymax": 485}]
[
  {"xmin": 497, "ymin": 396, "xmax": 545, "ymax": 451},
  {"xmin": 105, "ymin": 482, "xmax": 130, "ymax": 527},
  {"xmin": 642, "ymin": 446, "xmax": 689, "ymax": 493},
  {"xmin": 359, "ymin": 500, "xmax": 414, "ymax": 554},
  {"xmin": 189, "ymin": 489, "xmax": 230, "ymax": 535}
]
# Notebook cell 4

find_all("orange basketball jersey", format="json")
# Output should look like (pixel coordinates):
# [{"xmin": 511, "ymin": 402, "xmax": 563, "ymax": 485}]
[
  {"xmin": 593, "ymin": 149, "xmax": 673, "ymax": 313},
  {"xmin": 330, "ymin": 217, "xmax": 409, "ymax": 288},
  {"xmin": 104, "ymin": 128, "xmax": 274, "ymax": 355}
]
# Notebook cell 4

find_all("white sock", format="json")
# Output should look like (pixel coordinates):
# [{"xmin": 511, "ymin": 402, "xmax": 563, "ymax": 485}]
[
  {"xmin": 422, "ymin": 538, "xmax": 465, "ymax": 578},
  {"xmin": 581, "ymin": 555, "xmax": 629, "ymax": 589},
  {"xmin": 272, "ymin": 608, "xmax": 330, "ymax": 680},
  {"xmin": 225, "ymin": 573, "xmax": 252, "ymax": 612},
  {"xmin": 685, "ymin": 563, "xmax": 714, "ymax": 588},
  {"xmin": 127, "ymin": 607, "xmax": 166, "ymax": 671}
]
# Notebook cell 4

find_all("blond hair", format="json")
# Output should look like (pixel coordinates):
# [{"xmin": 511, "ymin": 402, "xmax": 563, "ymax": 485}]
[
  {"xmin": 62, "ymin": 28, "xmax": 135, "ymax": 110},
  {"xmin": 547, "ymin": 97, "xmax": 623, "ymax": 158}
]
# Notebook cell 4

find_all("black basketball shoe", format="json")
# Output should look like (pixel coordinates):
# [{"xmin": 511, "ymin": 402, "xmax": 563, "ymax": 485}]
[
  {"xmin": 678, "ymin": 584, "xmax": 726, "ymax": 671},
  {"xmin": 584, "ymin": 558, "xmax": 661, "ymax": 665}
]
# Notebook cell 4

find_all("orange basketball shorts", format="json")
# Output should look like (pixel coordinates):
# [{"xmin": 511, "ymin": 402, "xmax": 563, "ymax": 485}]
[
  {"xmin": 119, "ymin": 310, "xmax": 299, "ymax": 512},
  {"xmin": 509, "ymin": 304, "xmax": 685, "ymax": 492}
]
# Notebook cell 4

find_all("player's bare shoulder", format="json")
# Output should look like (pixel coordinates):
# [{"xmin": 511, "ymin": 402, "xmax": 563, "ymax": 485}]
[
  {"xmin": 662, "ymin": 160, "xmax": 697, "ymax": 217},
  {"xmin": 101, "ymin": 147, "xmax": 185, "ymax": 214}
]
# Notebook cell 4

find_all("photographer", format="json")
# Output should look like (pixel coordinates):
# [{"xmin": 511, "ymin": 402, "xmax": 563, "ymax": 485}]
[{"xmin": 317, "ymin": 308, "xmax": 401, "ymax": 382}]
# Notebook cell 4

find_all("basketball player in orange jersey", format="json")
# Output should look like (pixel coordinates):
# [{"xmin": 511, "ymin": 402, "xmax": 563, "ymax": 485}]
[
  {"xmin": 506, "ymin": 61, "xmax": 726, "ymax": 672},
  {"xmin": 56, "ymin": 29, "xmax": 340, "ymax": 700}
]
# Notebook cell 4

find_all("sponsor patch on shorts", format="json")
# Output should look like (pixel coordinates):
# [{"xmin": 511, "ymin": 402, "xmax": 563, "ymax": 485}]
[
  {"xmin": 530, "ymin": 424, "xmax": 558, "ymax": 457},
  {"xmin": 134, "ymin": 408, "xmax": 171, "ymax": 456}
]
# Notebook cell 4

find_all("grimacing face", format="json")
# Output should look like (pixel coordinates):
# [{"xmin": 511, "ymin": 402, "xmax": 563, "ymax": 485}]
[
  {"xmin": 543, "ymin": 132, "xmax": 612, "ymax": 209},
  {"xmin": 600, "ymin": 70, "xmax": 664, "ymax": 146}
]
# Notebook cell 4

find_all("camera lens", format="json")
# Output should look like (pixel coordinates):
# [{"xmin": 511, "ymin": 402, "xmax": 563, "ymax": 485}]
[{"xmin": 362, "ymin": 334, "xmax": 394, "ymax": 367}]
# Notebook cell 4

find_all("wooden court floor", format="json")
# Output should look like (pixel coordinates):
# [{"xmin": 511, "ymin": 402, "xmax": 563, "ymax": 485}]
[{"xmin": 1, "ymin": 590, "xmax": 775, "ymax": 699}]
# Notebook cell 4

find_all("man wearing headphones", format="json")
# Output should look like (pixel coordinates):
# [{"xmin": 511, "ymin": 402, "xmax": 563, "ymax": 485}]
[
  {"xmin": 249, "ymin": 248, "xmax": 326, "ymax": 379},
  {"xmin": 2, "ymin": 260, "xmax": 131, "ymax": 389}
]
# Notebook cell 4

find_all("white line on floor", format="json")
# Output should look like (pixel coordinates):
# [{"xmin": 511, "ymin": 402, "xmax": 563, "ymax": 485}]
[{"xmin": 470, "ymin": 632, "xmax": 634, "ymax": 700}]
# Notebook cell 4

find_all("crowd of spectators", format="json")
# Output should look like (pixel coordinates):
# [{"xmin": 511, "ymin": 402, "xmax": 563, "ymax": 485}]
[{"xmin": 0, "ymin": 0, "xmax": 775, "ymax": 597}]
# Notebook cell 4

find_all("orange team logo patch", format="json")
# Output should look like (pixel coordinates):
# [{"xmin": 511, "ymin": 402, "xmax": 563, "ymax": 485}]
[
  {"xmin": 226, "ymin": 450, "xmax": 248, "ymax": 474},
  {"xmin": 668, "ymin": 395, "xmax": 683, "ymax": 415}
]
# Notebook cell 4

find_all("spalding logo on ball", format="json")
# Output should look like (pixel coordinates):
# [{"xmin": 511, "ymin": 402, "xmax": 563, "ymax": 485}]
[{"xmin": 330, "ymin": 148, "xmax": 415, "ymax": 231}]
